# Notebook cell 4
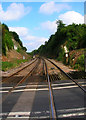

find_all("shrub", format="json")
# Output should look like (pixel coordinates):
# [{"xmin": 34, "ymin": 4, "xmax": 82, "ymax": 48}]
[{"xmin": 74, "ymin": 54, "xmax": 84, "ymax": 71}]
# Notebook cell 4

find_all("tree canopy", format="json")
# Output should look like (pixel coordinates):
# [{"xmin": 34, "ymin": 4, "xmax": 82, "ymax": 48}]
[
  {"xmin": 2, "ymin": 23, "xmax": 27, "ymax": 55},
  {"xmin": 31, "ymin": 20, "xmax": 86, "ymax": 59}
]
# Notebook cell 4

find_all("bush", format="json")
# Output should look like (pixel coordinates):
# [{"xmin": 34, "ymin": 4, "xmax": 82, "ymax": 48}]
[
  {"xmin": 2, "ymin": 25, "xmax": 14, "ymax": 55},
  {"xmin": 74, "ymin": 54, "xmax": 84, "ymax": 71},
  {"xmin": 57, "ymin": 48, "xmax": 65, "ymax": 62}
]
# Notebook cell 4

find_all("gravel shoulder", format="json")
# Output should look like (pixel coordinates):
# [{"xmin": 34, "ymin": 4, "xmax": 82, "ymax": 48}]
[{"xmin": 50, "ymin": 59, "xmax": 76, "ymax": 73}]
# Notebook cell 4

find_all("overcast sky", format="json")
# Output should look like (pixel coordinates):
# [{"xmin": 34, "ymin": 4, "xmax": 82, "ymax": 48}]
[{"xmin": 0, "ymin": 2, "xmax": 84, "ymax": 52}]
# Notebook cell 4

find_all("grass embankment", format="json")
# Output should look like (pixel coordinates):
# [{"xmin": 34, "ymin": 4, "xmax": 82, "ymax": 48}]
[{"xmin": 2, "ymin": 59, "xmax": 29, "ymax": 71}]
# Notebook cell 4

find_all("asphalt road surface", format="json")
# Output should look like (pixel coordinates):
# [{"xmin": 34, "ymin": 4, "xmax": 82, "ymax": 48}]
[{"xmin": 1, "ymin": 79, "xmax": 86, "ymax": 120}]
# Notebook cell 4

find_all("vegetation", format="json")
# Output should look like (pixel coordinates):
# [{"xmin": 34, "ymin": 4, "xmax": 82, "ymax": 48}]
[
  {"xmin": 2, "ymin": 24, "xmax": 14, "ymax": 55},
  {"xmin": 73, "ymin": 54, "xmax": 84, "ymax": 71},
  {"xmin": 2, "ymin": 23, "xmax": 27, "ymax": 55},
  {"xmin": 2, "ymin": 59, "xmax": 29, "ymax": 71},
  {"xmin": 31, "ymin": 20, "xmax": 86, "ymax": 71},
  {"xmin": 1, "ymin": 23, "xmax": 29, "ymax": 71}
]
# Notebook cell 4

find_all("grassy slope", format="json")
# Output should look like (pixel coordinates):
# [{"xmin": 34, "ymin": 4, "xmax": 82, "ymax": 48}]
[{"xmin": 2, "ymin": 59, "xmax": 29, "ymax": 71}]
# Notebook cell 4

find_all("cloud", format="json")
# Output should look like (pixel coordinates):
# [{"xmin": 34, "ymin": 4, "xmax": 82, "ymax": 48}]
[
  {"xmin": 24, "ymin": 37, "xmax": 48, "ymax": 52},
  {"xmin": 9, "ymin": 26, "xmax": 47, "ymax": 52},
  {"xmin": 9, "ymin": 27, "xmax": 29, "ymax": 37},
  {"xmin": 59, "ymin": 11, "xmax": 84, "ymax": 25},
  {"xmin": 39, "ymin": 2, "xmax": 71, "ymax": 15},
  {"xmin": 41, "ymin": 20, "xmax": 57, "ymax": 34},
  {"xmin": 0, "ymin": 3, "xmax": 31, "ymax": 21}
]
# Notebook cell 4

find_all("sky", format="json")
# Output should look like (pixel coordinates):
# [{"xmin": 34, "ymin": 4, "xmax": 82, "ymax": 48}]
[{"xmin": 0, "ymin": 2, "xmax": 85, "ymax": 52}]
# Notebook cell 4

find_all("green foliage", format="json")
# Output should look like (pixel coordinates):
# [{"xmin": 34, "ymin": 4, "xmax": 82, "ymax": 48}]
[
  {"xmin": 22, "ymin": 47, "xmax": 27, "ymax": 51},
  {"xmin": 74, "ymin": 54, "xmax": 84, "ymax": 71},
  {"xmin": 17, "ymin": 47, "xmax": 27, "ymax": 54},
  {"xmin": 2, "ymin": 24, "xmax": 14, "ymax": 55},
  {"xmin": 2, "ymin": 23, "xmax": 9, "ymax": 31},
  {"xmin": 11, "ymin": 32, "xmax": 23, "ymax": 47},
  {"xmin": 16, "ymin": 47, "xmax": 21, "ymax": 53},
  {"xmin": 30, "ymin": 20, "xmax": 86, "ymax": 71},
  {"xmin": 2, "ymin": 61, "xmax": 14, "ymax": 71},
  {"xmin": 57, "ymin": 48, "xmax": 65, "ymax": 61},
  {"xmin": 33, "ymin": 20, "xmax": 86, "ymax": 61},
  {"xmin": 2, "ymin": 59, "xmax": 28, "ymax": 71},
  {"xmin": 2, "ymin": 23, "xmax": 27, "ymax": 55},
  {"xmin": 4, "ymin": 31, "xmax": 14, "ymax": 50}
]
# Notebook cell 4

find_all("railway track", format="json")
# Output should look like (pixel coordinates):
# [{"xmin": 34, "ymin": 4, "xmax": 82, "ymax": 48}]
[
  {"xmin": 44, "ymin": 58, "xmax": 86, "ymax": 119},
  {"xmin": 47, "ymin": 59, "xmax": 86, "ymax": 93},
  {"xmin": 2, "ymin": 58, "xmax": 37, "ymax": 83},
  {"xmin": 1, "ymin": 57, "xmax": 86, "ymax": 120},
  {"xmin": 1, "ymin": 58, "xmax": 40, "ymax": 103}
]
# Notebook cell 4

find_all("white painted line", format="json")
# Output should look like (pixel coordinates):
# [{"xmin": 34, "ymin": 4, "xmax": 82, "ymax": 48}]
[
  {"xmin": 53, "ymin": 84, "xmax": 86, "ymax": 90},
  {"xmin": 0, "ymin": 87, "xmax": 13, "ymax": 89},
  {"xmin": 58, "ymin": 107, "xmax": 86, "ymax": 112},
  {"xmin": 1, "ymin": 84, "xmax": 86, "ymax": 93},
  {"xmin": 1, "ymin": 108, "xmax": 85, "ymax": 116},
  {"xmin": 1, "ymin": 82, "xmax": 85, "ymax": 90},
  {"xmin": 0, "ymin": 111, "xmax": 50, "ymax": 119},
  {"xmin": 0, "ymin": 111, "xmax": 49, "ymax": 116},
  {"xmin": 1, "ymin": 84, "xmax": 48, "ymax": 90},
  {"xmin": 58, "ymin": 112, "xmax": 85, "ymax": 118},
  {"xmin": 6, "ymin": 116, "xmax": 50, "ymax": 119},
  {"xmin": 1, "ymin": 110, "xmax": 85, "ymax": 119},
  {"xmin": 0, "ymin": 112, "xmax": 30, "ymax": 116},
  {"xmin": 52, "ymin": 82, "xmax": 86, "ymax": 86},
  {"xmin": 9, "ymin": 112, "xmax": 30, "ymax": 116},
  {"xmin": 12, "ymin": 88, "xmax": 48, "ymax": 92},
  {"xmin": 52, "ymin": 82, "xmax": 74, "ymax": 86},
  {"xmin": 6, "ymin": 116, "xmax": 30, "ymax": 119}
]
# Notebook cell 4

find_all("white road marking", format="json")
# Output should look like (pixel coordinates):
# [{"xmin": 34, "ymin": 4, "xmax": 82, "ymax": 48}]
[
  {"xmin": 0, "ymin": 86, "xmax": 13, "ymax": 89},
  {"xmin": 1, "ymin": 83, "xmax": 86, "ymax": 93},
  {"xmin": 58, "ymin": 107, "xmax": 86, "ymax": 112},
  {"xmin": 1, "ymin": 84, "xmax": 48, "ymax": 90},
  {"xmin": 53, "ymin": 84, "xmax": 86, "ymax": 90},
  {"xmin": 5, "ymin": 116, "xmax": 30, "ymax": 119},
  {"xmin": 59, "ymin": 112, "xmax": 85, "ymax": 118},
  {"xmin": 1, "ymin": 81, "xmax": 85, "ymax": 90},
  {"xmin": 52, "ymin": 81, "xmax": 86, "ymax": 86},
  {"xmin": 1, "ymin": 85, "xmax": 86, "ymax": 93},
  {"xmin": 1, "ymin": 108, "xmax": 85, "ymax": 118},
  {"xmin": 6, "ymin": 116, "xmax": 49, "ymax": 119}
]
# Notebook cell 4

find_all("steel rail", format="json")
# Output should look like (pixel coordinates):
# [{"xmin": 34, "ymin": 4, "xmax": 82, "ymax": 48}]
[
  {"xmin": 2, "ymin": 58, "xmax": 37, "ymax": 83},
  {"xmin": 42, "ymin": 59, "xmax": 45, "ymax": 75},
  {"xmin": 1, "ymin": 58, "xmax": 40, "ymax": 103},
  {"xmin": 47, "ymin": 59, "xmax": 86, "ymax": 93},
  {"xmin": 44, "ymin": 59, "xmax": 57, "ymax": 120},
  {"xmin": 9, "ymin": 58, "xmax": 40, "ymax": 92}
]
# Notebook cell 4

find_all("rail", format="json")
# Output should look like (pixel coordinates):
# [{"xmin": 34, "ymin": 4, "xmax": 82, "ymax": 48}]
[
  {"xmin": 47, "ymin": 59, "xmax": 86, "ymax": 93},
  {"xmin": 44, "ymin": 59, "xmax": 57, "ymax": 119},
  {"xmin": 2, "ymin": 58, "xmax": 37, "ymax": 83},
  {"xmin": 1, "ymin": 58, "xmax": 40, "ymax": 103}
]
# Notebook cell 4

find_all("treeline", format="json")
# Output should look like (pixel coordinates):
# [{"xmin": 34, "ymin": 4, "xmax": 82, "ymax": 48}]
[
  {"xmin": 31, "ymin": 20, "xmax": 86, "ymax": 60},
  {"xmin": 2, "ymin": 23, "xmax": 27, "ymax": 55}
]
